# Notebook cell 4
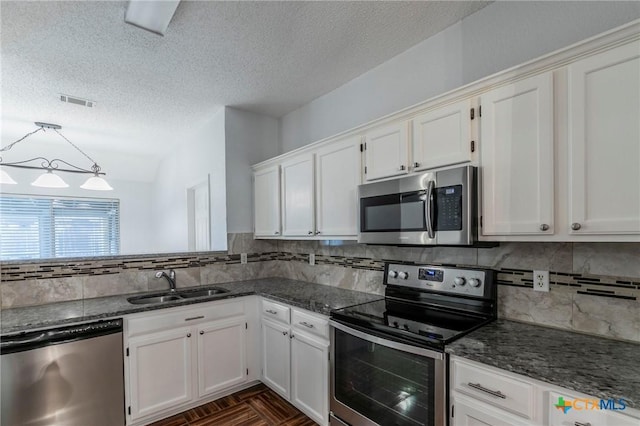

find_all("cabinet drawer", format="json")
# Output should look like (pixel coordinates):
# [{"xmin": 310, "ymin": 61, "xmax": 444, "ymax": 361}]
[
  {"xmin": 127, "ymin": 300, "xmax": 245, "ymax": 337},
  {"xmin": 291, "ymin": 309, "xmax": 329, "ymax": 340},
  {"xmin": 261, "ymin": 299, "xmax": 290, "ymax": 324},
  {"xmin": 452, "ymin": 359, "xmax": 534, "ymax": 419}
]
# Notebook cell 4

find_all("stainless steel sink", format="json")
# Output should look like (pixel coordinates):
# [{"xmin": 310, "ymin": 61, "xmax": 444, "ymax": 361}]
[
  {"xmin": 126, "ymin": 287, "xmax": 230, "ymax": 304},
  {"xmin": 127, "ymin": 293, "xmax": 183, "ymax": 304},
  {"xmin": 177, "ymin": 288, "xmax": 229, "ymax": 299}
]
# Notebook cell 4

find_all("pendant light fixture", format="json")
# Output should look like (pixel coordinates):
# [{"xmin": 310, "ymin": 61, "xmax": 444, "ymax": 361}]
[{"xmin": 0, "ymin": 122, "xmax": 113, "ymax": 191}]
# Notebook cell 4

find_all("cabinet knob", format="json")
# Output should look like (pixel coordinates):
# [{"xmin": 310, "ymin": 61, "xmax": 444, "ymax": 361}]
[
  {"xmin": 199, "ymin": 330, "xmax": 204, "ymax": 335},
  {"xmin": 540, "ymin": 224, "xmax": 549, "ymax": 231},
  {"xmin": 274, "ymin": 231, "xmax": 279, "ymax": 235},
  {"xmin": 308, "ymin": 231, "xmax": 313, "ymax": 235},
  {"xmin": 315, "ymin": 230, "xmax": 321, "ymax": 235},
  {"xmin": 399, "ymin": 165, "xmax": 406, "ymax": 171},
  {"xmin": 571, "ymin": 223, "xmax": 582, "ymax": 231},
  {"xmin": 282, "ymin": 331, "xmax": 288, "ymax": 336},
  {"xmin": 290, "ymin": 334, "xmax": 294, "ymax": 339},
  {"xmin": 414, "ymin": 162, "xmax": 420, "ymax": 168},
  {"xmin": 187, "ymin": 333, "xmax": 191, "ymax": 338}
]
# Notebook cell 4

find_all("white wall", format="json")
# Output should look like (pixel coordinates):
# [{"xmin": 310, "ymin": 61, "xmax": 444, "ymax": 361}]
[
  {"xmin": 152, "ymin": 109, "xmax": 227, "ymax": 252},
  {"xmin": 1, "ymin": 168, "xmax": 154, "ymax": 255},
  {"xmin": 280, "ymin": 1, "xmax": 640, "ymax": 153},
  {"xmin": 225, "ymin": 107, "xmax": 280, "ymax": 233}
]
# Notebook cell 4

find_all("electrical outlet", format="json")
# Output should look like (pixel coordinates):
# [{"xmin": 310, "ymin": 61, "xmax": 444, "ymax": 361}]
[
  {"xmin": 309, "ymin": 253, "xmax": 315, "ymax": 266},
  {"xmin": 533, "ymin": 270, "xmax": 549, "ymax": 292},
  {"xmin": 240, "ymin": 253, "xmax": 247, "ymax": 264}
]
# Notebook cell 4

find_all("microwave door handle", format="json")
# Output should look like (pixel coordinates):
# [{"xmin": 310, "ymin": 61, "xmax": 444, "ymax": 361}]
[{"xmin": 425, "ymin": 180, "xmax": 435, "ymax": 239}]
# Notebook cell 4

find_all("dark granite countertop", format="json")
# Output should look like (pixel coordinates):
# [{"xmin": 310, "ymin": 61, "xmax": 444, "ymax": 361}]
[
  {"xmin": 1, "ymin": 278, "xmax": 383, "ymax": 335},
  {"xmin": 446, "ymin": 319, "xmax": 640, "ymax": 410}
]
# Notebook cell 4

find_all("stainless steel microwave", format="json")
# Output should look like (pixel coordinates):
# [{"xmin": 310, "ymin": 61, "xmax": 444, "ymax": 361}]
[{"xmin": 357, "ymin": 165, "xmax": 477, "ymax": 245}]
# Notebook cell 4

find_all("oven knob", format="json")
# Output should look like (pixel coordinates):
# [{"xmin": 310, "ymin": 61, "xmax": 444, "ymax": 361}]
[
  {"xmin": 388, "ymin": 270, "xmax": 398, "ymax": 279},
  {"xmin": 454, "ymin": 277, "xmax": 466, "ymax": 286},
  {"xmin": 403, "ymin": 324, "xmax": 410, "ymax": 330},
  {"xmin": 468, "ymin": 278, "xmax": 481, "ymax": 288},
  {"xmin": 398, "ymin": 271, "xmax": 409, "ymax": 280},
  {"xmin": 393, "ymin": 321, "xmax": 399, "ymax": 328}
]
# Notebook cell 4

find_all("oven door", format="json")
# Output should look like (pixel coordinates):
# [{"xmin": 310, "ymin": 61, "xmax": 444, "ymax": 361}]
[{"xmin": 330, "ymin": 321, "xmax": 446, "ymax": 426}]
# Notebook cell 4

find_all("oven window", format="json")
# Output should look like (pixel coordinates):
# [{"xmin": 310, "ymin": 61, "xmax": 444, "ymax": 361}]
[
  {"xmin": 361, "ymin": 193, "xmax": 426, "ymax": 232},
  {"xmin": 334, "ymin": 328, "xmax": 437, "ymax": 426}
]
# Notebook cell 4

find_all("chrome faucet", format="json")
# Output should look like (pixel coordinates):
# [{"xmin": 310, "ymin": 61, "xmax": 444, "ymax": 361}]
[{"xmin": 155, "ymin": 269, "xmax": 177, "ymax": 292}]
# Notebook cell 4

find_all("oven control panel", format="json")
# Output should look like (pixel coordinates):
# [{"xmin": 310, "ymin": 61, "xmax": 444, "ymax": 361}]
[{"xmin": 385, "ymin": 263, "xmax": 491, "ymax": 298}]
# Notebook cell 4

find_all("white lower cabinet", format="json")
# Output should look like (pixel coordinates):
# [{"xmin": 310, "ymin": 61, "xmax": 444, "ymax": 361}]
[
  {"xmin": 128, "ymin": 326, "xmax": 193, "ymax": 420},
  {"xmin": 260, "ymin": 298, "xmax": 330, "ymax": 426},
  {"xmin": 197, "ymin": 318, "xmax": 248, "ymax": 397},
  {"xmin": 291, "ymin": 329, "xmax": 329, "ymax": 423},
  {"xmin": 125, "ymin": 298, "xmax": 258, "ymax": 425},
  {"xmin": 450, "ymin": 356, "xmax": 640, "ymax": 426},
  {"xmin": 261, "ymin": 318, "xmax": 291, "ymax": 398}
]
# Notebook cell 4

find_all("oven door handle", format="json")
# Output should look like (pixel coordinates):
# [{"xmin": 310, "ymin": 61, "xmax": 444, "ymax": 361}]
[
  {"xmin": 330, "ymin": 320, "xmax": 444, "ymax": 360},
  {"xmin": 425, "ymin": 180, "xmax": 436, "ymax": 239}
]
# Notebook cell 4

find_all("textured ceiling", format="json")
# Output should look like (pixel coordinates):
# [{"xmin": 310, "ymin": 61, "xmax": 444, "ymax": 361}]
[{"xmin": 1, "ymin": 0, "xmax": 490, "ymax": 164}]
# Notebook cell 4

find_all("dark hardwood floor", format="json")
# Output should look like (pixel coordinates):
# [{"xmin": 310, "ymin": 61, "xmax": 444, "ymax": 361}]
[{"xmin": 149, "ymin": 384, "xmax": 317, "ymax": 426}]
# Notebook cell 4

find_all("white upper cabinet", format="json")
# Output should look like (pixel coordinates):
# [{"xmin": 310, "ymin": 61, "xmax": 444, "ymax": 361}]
[
  {"xmin": 253, "ymin": 165, "xmax": 281, "ymax": 237},
  {"xmin": 412, "ymin": 99, "xmax": 474, "ymax": 171},
  {"xmin": 364, "ymin": 121, "xmax": 409, "ymax": 181},
  {"xmin": 480, "ymin": 72, "xmax": 554, "ymax": 236},
  {"xmin": 281, "ymin": 153, "xmax": 315, "ymax": 237},
  {"xmin": 315, "ymin": 136, "xmax": 362, "ymax": 237},
  {"xmin": 567, "ymin": 41, "xmax": 640, "ymax": 235}
]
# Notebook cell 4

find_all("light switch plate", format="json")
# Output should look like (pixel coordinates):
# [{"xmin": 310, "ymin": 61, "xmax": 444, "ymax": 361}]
[
  {"xmin": 309, "ymin": 253, "xmax": 315, "ymax": 266},
  {"xmin": 241, "ymin": 253, "xmax": 247, "ymax": 264}
]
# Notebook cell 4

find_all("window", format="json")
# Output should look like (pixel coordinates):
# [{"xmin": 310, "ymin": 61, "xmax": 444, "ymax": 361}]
[{"xmin": 0, "ymin": 195, "xmax": 120, "ymax": 260}]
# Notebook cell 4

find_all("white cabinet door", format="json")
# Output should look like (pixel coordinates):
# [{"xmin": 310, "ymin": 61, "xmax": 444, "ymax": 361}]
[
  {"xmin": 412, "ymin": 99, "xmax": 473, "ymax": 171},
  {"xmin": 364, "ymin": 122, "xmax": 409, "ymax": 181},
  {"xmin": 128, "ymin": 327, "xmax": 193, "ymax": 421},
  {"xmin": 281, "ymin": 154, "xmax": 315, "ymax": 237},
  {"xmin": 197, "ymin": 317, "xmax": 247, "ymax": 398},
  {"xmin": 253, "ymin": 166, "xmax": 281, "ymax": 237},
  {"xmin": 291, "ymin": 331, "xmax": 329, "ymax": 426},
  {"xmin": 568, "ymin": 41, "xmax": 640, "ymax": 235},
  {"xmin": 315, "ymin": 136, "xmax": 361, "ymax": 237},
  {"xmin": 261, "ymin": 319, "xmax": 291, "ymax": 399},
  {"xmin": 480, "ymin": 72, "xmax": 554, "ymax": 235}
]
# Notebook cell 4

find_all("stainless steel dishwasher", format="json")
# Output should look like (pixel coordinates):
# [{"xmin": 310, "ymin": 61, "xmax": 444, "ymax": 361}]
[{"xmin": 1, "ymin": 318, "xmax": 125, "ymax": 426}]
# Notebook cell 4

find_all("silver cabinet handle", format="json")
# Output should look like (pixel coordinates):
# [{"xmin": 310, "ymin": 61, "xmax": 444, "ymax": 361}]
[
  {"xmin": 571, "ymin": 223, "xmax": 582, "ymax": 230},
  {"xmin": 299, "ymin": 321, "xmax": 315, "ymax": 329},
  {"xmin": 540, "ymin": 224, "xmax": 549, "ymax": 231},
  {"xmin": 199, "ymin": 330, "xmax": 204, "ymax": 335},
  {"xmin": 265, "ymin": 309, "xmax": 278, "ymax": 315},
  {"xmin": 282, "ymin": 331, "xmax": 288, "ymax": 336},
  {"xmin": 574, "ymin": 422, "xmax": 591, "ymax": 426},
  {"xmin": 399, "ymin": 165, "xmax": 406, "ymax": 171},
  {"xmin": 187, "ymin": 333, "xmax": 191, "ymax": 338},
  {"xmin": 414, "ymin": 162, "xmax": 420, "ymax": 168},
  {"xmin": 468, "ymin": 382, "xmax": 506, "ymax": 399},
  {"xmin": 185, "ymin": 315, "xmax": 204, "ymax": 322}
]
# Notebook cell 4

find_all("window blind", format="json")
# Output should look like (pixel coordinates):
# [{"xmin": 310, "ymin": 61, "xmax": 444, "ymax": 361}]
[{"xmin": 0, "ymin": 195, "xmax": 120, "ymax": 260}]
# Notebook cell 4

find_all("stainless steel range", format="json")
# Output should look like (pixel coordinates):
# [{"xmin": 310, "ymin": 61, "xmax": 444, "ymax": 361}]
[{"xmin": 329, "ymin": 263, "xmax": 497, "ymax": 426}]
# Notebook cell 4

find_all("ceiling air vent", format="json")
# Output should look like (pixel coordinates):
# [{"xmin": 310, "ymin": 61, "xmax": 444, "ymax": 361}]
[{"xmin": 60, "ymin": 94, "xmax": 95, "ymax": 108}]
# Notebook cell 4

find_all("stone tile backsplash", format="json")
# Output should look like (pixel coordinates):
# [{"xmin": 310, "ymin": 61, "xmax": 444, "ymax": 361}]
[{"xmin": 1, "ymin": 233, "xmax": 639, "ymax": 342}]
